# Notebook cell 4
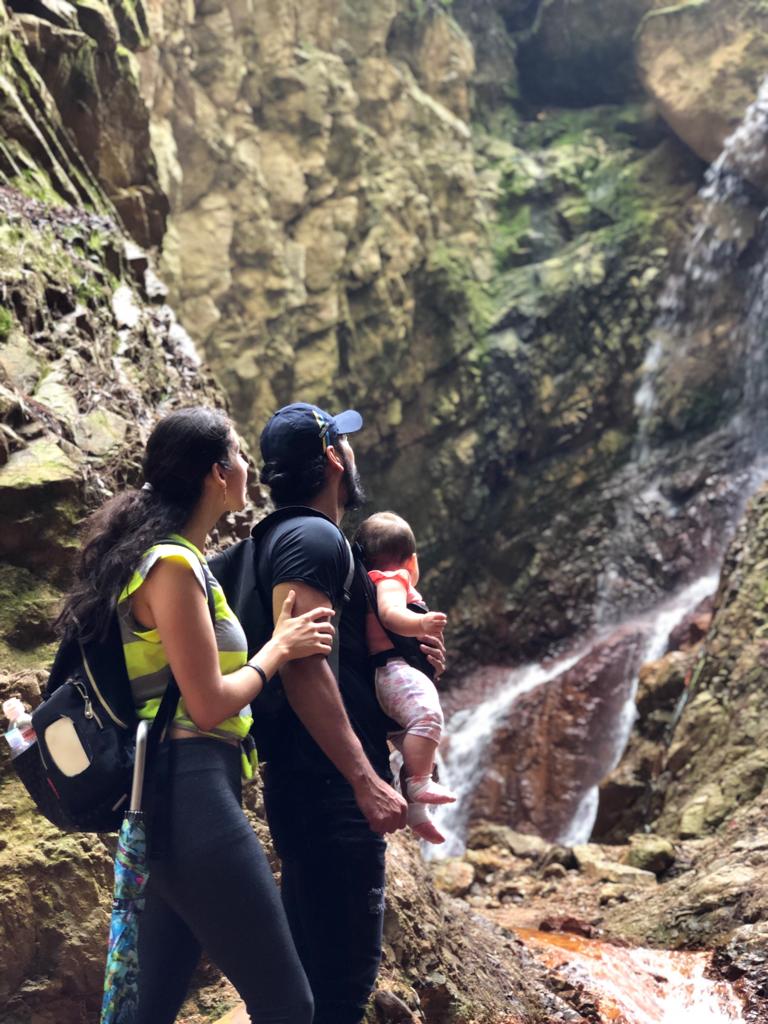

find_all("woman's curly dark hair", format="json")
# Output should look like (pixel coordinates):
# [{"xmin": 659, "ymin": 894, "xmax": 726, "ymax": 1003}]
[{"xmin": 56, "ymin": 407, "xmax": 232, "ymax": 641}]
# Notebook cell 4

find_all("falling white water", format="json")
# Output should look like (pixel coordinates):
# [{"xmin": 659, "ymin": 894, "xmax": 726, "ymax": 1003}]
[
  {"xmin": 634, "ymin": 75, "xmax": 768, "ymax": 439},
  {"xmin": 427, "ymin": 648, "xmax": 586, "ymax": 858},
  {"xmin": 595, "ymin": 75, "xmax": 768, "ymax": 624},
  {"xmin": 558, "ymin": 570, "xmax": 719, "ymax": 845},
  {"xmin": 430, "ymin": 571, "xmax": 719, "ymax": 858}
]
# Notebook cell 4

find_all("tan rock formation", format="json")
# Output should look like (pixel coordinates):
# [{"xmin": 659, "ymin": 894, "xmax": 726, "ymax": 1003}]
[
  {"xmin": 636, "ymin": 0, "xmax": 768, "ymax": 172},
  {"xmin": 132, "ymin": 0, "xmax": 482, "ymax": 448}
]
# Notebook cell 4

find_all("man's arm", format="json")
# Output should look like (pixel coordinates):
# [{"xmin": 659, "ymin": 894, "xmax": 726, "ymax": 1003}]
[{"xmin": 273, "ymin": 580, "xmax": 407, "ymax": 834}]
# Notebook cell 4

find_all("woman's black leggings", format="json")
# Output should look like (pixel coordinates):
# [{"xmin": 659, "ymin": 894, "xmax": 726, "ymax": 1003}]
[{"xmin": 136, "ymin": 739, "xmax": 313, "ymax": 1024}]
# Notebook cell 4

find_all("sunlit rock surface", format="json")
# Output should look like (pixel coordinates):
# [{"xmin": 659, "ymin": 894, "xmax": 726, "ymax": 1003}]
[{"xmin": 637, "ymin": 0, "xmax": 768, "ymax": 172}]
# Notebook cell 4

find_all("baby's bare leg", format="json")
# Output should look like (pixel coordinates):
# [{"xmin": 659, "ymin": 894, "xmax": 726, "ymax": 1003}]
[
  {"xmin": 375, "ymin": 660, "xmax": 456, "ymax": 805},
  {"xmin": 401, "ymin": 733, "xmax": 439, "ymax": 782}
]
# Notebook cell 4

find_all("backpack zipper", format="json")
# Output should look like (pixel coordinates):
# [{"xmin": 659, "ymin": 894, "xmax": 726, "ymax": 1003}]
[
  {"xmin": 73, "ymin": 677, "xmax": 104, "ymax": 729},
  {"xmin": 79, "ymin": 643, "xmax": 128, "ymax": 728}
]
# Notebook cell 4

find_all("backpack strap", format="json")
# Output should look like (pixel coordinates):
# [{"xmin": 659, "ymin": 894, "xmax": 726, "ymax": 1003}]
[{"xmin": 327, "ymin": 537, "xmax": 354, "ymax": 681}]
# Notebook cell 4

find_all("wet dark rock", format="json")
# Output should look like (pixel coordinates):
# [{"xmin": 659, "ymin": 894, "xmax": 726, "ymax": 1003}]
[
  {"xmin": 468, "ymin": 627, "xmax": 648, "ymax": 840},
  {"xmin": 593, "ymin": 648, "xmax": 695, "ymax": 842},
  {"xmin": 666, "ymin": 595, "xmax": 714, "ymax": 653},
  {"xmin": 539, "ymin": 915, "xmax": 596, "ymax": 938},
  {"xmin": 516, "ymin": 0, "xmax": 655, "ymax": 106},
  {"xmin": 373, "ymin": 989, "xmax": 417, "ymax": 1023}
]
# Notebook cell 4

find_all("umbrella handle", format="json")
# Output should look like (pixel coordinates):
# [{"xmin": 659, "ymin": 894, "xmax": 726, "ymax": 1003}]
[{"xmin": 130, "ymin": 719, "xmax": 151, "ymax": 813}]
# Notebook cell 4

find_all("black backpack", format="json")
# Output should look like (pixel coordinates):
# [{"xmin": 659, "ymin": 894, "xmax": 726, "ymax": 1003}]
[{"xmin": 11, "ymin": 545, "xmax": 214, "ymax": 833}]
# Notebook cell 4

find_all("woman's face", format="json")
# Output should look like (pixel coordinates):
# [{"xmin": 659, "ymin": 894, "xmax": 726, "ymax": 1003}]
[{"xmin": 223, "ymin": 431, "xmax": 249, "ymax": 511}]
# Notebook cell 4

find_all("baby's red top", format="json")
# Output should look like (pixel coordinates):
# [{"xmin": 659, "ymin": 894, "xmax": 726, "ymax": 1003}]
[{"xmin": 368, "ymin": 568, "xmax": 422, "ymax": 605}]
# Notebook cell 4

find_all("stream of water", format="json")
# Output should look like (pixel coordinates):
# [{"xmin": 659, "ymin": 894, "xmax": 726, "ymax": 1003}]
[{"xmin": 516, "ymin": 929, "xmax": 747, "ymax": 1024}]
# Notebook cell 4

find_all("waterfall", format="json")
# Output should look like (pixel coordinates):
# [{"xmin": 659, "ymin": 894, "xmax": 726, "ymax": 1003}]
[
  {"xmin": 558, "ymin": 570, "xmax": 719, "ymax": 845},
  {"xmin": 428, "ymin": 79, "xmax": 768, "ymax": 860},
  {"xmin": 638, "ymin": 75, "xmax": 768, "ymax": 458},
  {"xmin": 430, "ymin": 570, "xmax": 718, "ymax": 857},
  {"xmin": 429, "ymin": 648, "xmax": 586, "ymax": 857}
]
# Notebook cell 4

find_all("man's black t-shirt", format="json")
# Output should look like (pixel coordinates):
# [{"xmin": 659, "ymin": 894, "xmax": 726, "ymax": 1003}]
[{"xmin": 257, "ymin": 512, "xmax": 393, "ymax": 781}]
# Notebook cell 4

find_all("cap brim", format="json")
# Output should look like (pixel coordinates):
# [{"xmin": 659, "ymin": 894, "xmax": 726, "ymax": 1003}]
[{"xmin": 333, "ymin": 409, "xmax": 363, "ymax": 434}]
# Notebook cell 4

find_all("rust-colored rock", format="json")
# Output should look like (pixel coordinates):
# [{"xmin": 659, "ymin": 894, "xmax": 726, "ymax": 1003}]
[{"xmin": 468, "ymin": 628, "xmax": 648, "ymax": 841}]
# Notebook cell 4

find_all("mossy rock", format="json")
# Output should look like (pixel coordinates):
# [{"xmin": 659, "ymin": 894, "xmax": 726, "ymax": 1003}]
[
  {"xmin": 0, "ymin": 564, "xmax": 60, "ymax": 657},
  {"xmin": 0, "ymin": 437, "xmax": 84, "ymax": 576}
]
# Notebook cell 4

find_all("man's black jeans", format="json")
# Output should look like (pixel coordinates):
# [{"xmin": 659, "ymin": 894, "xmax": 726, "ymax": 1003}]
[{"xmin": 264, "ymin": 770, "xmax": 387, "ymax": 1024}]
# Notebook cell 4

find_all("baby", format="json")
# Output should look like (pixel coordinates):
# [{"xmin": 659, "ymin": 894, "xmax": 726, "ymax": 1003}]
[{"xmin": 354, "ymin": 511, "xmax": 455, "ymax": 843}]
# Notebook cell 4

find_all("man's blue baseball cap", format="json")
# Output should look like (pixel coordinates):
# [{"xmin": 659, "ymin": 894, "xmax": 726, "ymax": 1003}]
[{"xmin": 260, "ymin": 402, "xmax": 363, "ymax": 464}]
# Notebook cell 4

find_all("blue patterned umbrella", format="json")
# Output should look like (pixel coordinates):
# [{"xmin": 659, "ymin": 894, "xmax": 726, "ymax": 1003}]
[{"xmin": 100, "ymin": 722, "xmax": 151, "ymax": 1024}]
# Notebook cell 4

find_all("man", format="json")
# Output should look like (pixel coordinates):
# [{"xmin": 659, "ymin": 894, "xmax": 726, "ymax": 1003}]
[{"xmin": 252, "ymin": 401, "xmax": 444, "ymax": 1024}]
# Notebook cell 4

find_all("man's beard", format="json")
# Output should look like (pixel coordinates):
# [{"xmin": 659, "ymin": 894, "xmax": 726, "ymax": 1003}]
[{"xmin": 338, "ymin": 447, "xmax": 367, "ymax": 510}]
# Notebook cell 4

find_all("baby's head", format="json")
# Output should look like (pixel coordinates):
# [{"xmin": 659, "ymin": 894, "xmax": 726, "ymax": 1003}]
[{"xmin": 355, "ymin": 511, "xmax": 418, "ymax": 577}]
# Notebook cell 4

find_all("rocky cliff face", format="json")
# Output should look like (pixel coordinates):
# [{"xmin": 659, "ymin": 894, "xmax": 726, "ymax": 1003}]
[
  {"xmin": 3, "ymin": 0, "xmax": 768, "ymax": 1020},
  {"xmin": 129, "ymin": 0, "xmax": 719, "ymax": 670},
  {"xmin": 0, "ymin": 6, "xmax": 244, "ymax": 1019},
  {"xmin": 649, "ymin": 484, "xmax": 768, "ymax": 841},
  {"xmin": 4, "ymin": 0, "xmax": 757, "ymax": 669}
]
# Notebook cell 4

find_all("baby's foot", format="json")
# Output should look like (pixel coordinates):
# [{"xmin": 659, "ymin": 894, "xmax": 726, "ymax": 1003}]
[
  {"xmin": 407, "ymin": 802, "xmax": 446, "ymax": 844},
  {"xmin": 406, "ymin": 775, "xmax": 457, "ymax": 805}
]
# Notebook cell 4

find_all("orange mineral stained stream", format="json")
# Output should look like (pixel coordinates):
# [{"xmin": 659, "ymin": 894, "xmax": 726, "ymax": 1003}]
[
  {"xmin": 208, "ymin": 930, "xmax": 746, "ymax": 1024},
  {"xmin": 517, "ymin": 929, "xmax": 747, "ymax": 1024}
]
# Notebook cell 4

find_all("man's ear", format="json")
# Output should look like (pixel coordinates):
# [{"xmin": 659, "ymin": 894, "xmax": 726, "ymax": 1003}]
[{"xmin": 325, "ymin": 444, "xmax": 344, "ymax": 473}]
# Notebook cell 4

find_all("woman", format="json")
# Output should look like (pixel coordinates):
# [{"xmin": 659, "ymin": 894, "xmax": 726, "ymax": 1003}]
[{"xmin": 57, "ymin": 406, "xmax": 329, "ymax": 1023}]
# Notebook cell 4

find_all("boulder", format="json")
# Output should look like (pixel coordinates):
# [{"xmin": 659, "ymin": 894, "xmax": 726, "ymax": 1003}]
[
  {"xmin": 467, "ymin": 822, "xmax": 551, "ymax": 860},
  {"xmin": 572, "ymin": 844, "xmax": 657, "ymax": 887},
  {"xmin": 623, "ymin": 833, "xmax": 676, "ymax": 875},
  {"xmin": 431, "ymin": 858, "xmax": 476, "ymax": 898},
  {"xmin": 636, "ymin": 0, "xmax": 768, "ymax": 174}
]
